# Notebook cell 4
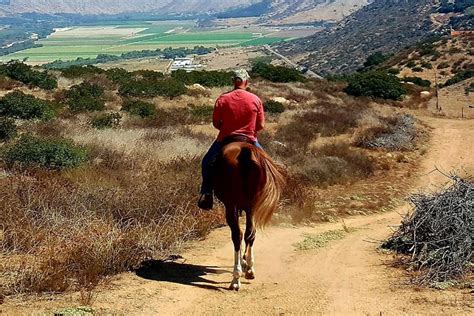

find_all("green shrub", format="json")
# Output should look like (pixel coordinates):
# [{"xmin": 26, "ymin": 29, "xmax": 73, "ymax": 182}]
[
  {"xmin": 363, "ymin": 52, "xmax": 388, "ymax": 68},
  {"xmin": 91, "ymin": 112, "xmax": 122, "ymax": 129},
  {"xmin": 344, "ymin": 71, "xmax": 407, "ymax": 100},
  {"xmin": 443, "ymin": 70, "xmax": 474, "ymax": 87},
  {"xmin": 66, "ymin": 82, "xmax": 105, "ymax": 112},
  {"xmin": 0, "ymin": 91, "xmax": 55, "ymax": 120},
  {"xmin": 132, "ymin": 70, "xmax": 165, "ymax": 81},
  {"xmin": 105, "ymin": 67, "xmax": 133, "ymax": 84},
  {"xmin": 403, "ymin": 76, "xmax": 431, "ymax": 87},
  {"xmin": 421, "ymin": 62, "xmax": 433, "ymax": 69},
  {"xmin": 388, "ymin": 68, "xmax": 400, "ymax": 75},
  {"xmin": 412, "ymin": 67, "xmax": 424, "ymax": 72},
  {"xmin": 171, "ymin": 69, "xmax": 233, "ymax": 87},
  {"xmin": 406, "ymin": 60, "xmax": 417, "ymax": 68},
  {"xmin": 251, "ymin": 62, "xmax": 304, "ymax": 83},
  {"xmin": 264, "ymin": 100, "xmax": 285, "ymax": 114},
  {"xmin": 61, "ymin": 65, "xmax": 105, "ymax": 78},
  {"xmin": 0, "ymin": 117, "xmax": 17, "ymax": 141},
  {"xmin": 1, "ymin": 61, "xmax": 57, "ymax": 90},
  {"xmin": 119, "ymin": 78, "xmax": 187, "ymax": 99},
  {"xmin": 437, "ymin": 62, "xmax": 450, "ymax": 69},
  {"xmin": 3, "ymin": 134, "xmax": 88, "ymax": 170},
  {"xmin": 122, "ymin": 100, "xmax": 156, "ymax": 118}
]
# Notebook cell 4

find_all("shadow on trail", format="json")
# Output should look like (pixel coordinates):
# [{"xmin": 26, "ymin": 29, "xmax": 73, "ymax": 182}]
[{"xmin": 135, "ymin": 258, "xmax": 237, "ymax": 291}]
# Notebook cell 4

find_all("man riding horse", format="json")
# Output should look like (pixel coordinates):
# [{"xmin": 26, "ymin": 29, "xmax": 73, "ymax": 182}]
[{"xmin": 198, "ymin": 69, "xmax": 265, "ymax": 210}]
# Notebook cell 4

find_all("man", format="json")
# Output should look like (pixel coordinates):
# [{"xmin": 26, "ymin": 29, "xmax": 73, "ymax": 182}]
[{"xmin": 198, "ymin": 69, "xmax": 265, "ymax": 210}]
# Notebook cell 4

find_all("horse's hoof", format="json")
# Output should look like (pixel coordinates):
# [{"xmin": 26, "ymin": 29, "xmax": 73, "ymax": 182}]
[
  {"xmin": 245, "ymin": 270, "xmax": 255, "ymax": 280},
  {"xmin": 230, "ymin": 278, "xmax": 241, "ymax": 291},
  {"xmin": 229, "ymin": 283, "xmax": 240, "ymax": 291}
]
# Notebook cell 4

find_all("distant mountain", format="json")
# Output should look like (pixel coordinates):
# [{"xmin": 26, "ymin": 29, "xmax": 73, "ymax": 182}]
[
  {"xmin": 276, "ymin": 0, "xmax": 438, "ymax": 75},
  {"xmin": 1, "ymin": 0, "xmax": 371, "ymax": 21},
  {"xmin": 0, "ymin": 0, "xmax": 258, "ymax": 15},
  {"xmin": 217, "ymin": 0, "xmax": 372, "ymax": 23}
]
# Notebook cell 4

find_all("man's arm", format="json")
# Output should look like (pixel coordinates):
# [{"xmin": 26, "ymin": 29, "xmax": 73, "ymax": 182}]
[
  {"xmin": 256, "ymin": 99, "xmax": 265, "ymax": 131},
  {"xmin": 212, "ymin": 98, "xmax": 222, "ymax": 130}
]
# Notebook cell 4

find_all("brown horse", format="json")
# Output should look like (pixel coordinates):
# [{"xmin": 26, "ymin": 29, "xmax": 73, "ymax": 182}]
[{"xmin": 214, "ymin": 141, "xmax": 285, "ymax": 291}]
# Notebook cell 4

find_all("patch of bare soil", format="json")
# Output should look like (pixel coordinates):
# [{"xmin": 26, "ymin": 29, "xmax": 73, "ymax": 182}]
[
  {"xmin": 196, "ymin": 47, "xmax": 265, "ymax": 71},
  {"xmin": 2, "ymin": 116, "xmax": 473, "ymax": 315}
]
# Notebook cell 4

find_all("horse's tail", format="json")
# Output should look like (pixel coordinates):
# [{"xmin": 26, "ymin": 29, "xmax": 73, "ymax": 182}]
[{"xmin": 248, "ymin": 147, "xmax": 285, "ymax": 229}]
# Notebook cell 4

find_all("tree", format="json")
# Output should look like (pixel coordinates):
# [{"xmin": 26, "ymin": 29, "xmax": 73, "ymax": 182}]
[
  {"xmin": 344, "ymin": 71, "xmax": 407, "ymax": 100},
  {"xmin": 363, "ymin": 52, "xmax": 387, "ymax": 68}
]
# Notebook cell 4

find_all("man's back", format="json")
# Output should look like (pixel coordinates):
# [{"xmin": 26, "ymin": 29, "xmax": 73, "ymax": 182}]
[{"xmin": 213, "ymin": 89, "xmax": 265, "ymax": 143}]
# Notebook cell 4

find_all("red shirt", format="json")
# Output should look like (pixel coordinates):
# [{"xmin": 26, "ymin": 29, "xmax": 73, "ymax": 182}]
[{"xmin": 213, "ymin": 89, "xmax": 265, "ymax": 142}]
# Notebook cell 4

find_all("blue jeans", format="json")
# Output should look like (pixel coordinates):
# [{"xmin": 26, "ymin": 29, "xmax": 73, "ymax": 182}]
[{"xmin": 200, "ymin": 140, "xmax": 262, "ymax": 194}]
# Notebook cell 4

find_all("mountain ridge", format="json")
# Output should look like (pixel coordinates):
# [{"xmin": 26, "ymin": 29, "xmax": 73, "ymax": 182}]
[
  {"xmin": 0, "ymin": 0, "xmax": 259, "ymax": 15},
  {"xmin": 276, "ymin": 0, "xmax": 438, "ymax": 75}
]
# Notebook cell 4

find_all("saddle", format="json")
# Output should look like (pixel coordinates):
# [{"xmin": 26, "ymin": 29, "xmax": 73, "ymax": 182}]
[{"xmin": 221, "ymin": 135, "xmax": 256, "ymax": 147}]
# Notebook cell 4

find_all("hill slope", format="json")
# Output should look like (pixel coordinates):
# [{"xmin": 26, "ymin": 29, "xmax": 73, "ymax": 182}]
[
  {"xmin": 268, "ymin": 0, "xmax": 372, "ymax": 23},
  {"xmin": 276, "ymin": 0, "xmax": 437, "ymax": 75}
]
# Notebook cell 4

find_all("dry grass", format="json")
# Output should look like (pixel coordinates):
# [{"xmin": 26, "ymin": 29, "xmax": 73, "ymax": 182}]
[
  {"xmin": 0, "ymin": 76, "xmax": 423, "ymax": 301},
  {"xmin": 0, "ymin": 152, "xmax": 223, "ymax": 297}
]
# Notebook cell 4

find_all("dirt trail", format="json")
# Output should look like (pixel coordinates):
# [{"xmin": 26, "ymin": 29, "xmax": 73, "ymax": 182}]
[{"xmin": 3, "ymin": 117, "xmax": 474, "ymax": 315}]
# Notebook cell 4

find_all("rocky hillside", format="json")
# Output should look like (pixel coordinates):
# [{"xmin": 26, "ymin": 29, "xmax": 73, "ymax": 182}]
[
  {"xmin": 0, "ymin": 0, "xmax": 258, "ymax": 15},
  {"xmin": 268, "ymin": 0, "xmax": 372, "ymax": 24},
  {"xmin": 276, "ymin": 0, "xmax": 437, "ymax": 75},
  {"xmin": 217, "ymin": 0, "xmax": 371, "ymax": 23}
]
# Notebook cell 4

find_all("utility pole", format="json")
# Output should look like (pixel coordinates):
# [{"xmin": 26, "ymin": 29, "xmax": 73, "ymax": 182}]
[{"xmin": 434, "ymin": 68, "xmax": 440, "ymax": 112}]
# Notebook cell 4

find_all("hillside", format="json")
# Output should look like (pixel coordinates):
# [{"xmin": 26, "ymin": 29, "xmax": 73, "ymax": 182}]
[
  {"xmin": 217, "ymin": 0, "xmax": 371, "ymax": 23},
  {"xmin": 268, "ymin": 0, "xmax": 372, "ymax": 24},
  {"xmin": 0, "ymin": 0, "xmax": 258, "ymax": 15},
  {"xmin": 276, "ymin": 0, "xmax": 437, "ymax": 75}
]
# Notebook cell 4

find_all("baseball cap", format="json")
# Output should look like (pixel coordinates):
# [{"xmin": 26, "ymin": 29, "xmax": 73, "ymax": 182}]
[{"xmin": 233, "ymin": 69, "xmax": 250, "ymax": 81}]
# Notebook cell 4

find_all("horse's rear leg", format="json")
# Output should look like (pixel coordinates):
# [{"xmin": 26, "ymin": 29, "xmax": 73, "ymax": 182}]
[
  {"xmin": 243, "ymin": 209, "xmax": 256, "ymax": 280},
  {"xmin": 226, "ymin": 205, "xmax": 243, "ymax": 291}
]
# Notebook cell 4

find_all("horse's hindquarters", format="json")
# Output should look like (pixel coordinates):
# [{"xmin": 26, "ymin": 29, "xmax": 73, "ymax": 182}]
[{"xmin": 214, "ymin": 142, "xmax": 263, "ymax": 210}]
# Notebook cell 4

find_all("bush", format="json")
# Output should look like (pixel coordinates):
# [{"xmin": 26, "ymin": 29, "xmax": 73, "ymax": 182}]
[
  {"xmin": 91, "ymin": 112, "xmax": 122, "ymax": 129},
  {"xmin": 0, "ymin": 91, "xmax": 55, "ymax": 120},
  {"xmin": 66, "ymin": 82, "xmax": 105, "ymax": 112},
  {"xmin": 264, "ymin": 100, "xmax": 285, "ymax": 114},
  {"xmin": 354, "ymin": 114, "xmax": 417, "ymax": 151},
  {"xmin": 61, "ymin": 65, "xmax": 105, "ymax": 78},
  {"xmin": 251, "ymin": 62, "xmax": 305, "ymax": 83},
  {"xmin": 344, "ymin": 71, "xmax": 407, "ymax": 100},
  {"xmin": 363, "ymin": 52, "xmax": 387, "ymax": 68},
  {"xmin": 105, "ymin": 67, "xmax": 133, "ymax": 84},
  {"xmin": 1, "ymin": 61, "xmax": 57, "ymax": 90},
  {"xmin": 403, "ymin": 76, "xmax": 431, "ymax": 87},
  {"xmin": 3, "ymin": 134, "xmax": 88, "ymax": 170},
  {"xmin": 412, "ymin": 67, "xmax": 423, "ymax": 72},
  {"xmin": 122, "ymin": 100, "xmax": 156, "ymax": 118},
  {"xmin": 421, "ymin": 61, "xmax": 433, "ymax": 69},
  {"xmin": 119, "ymin": 78, "xmax": 187, "ymax": 99},
  {"xmin": 133, "ymin": 69, "xmax": 165, "ymax": 81},
  {"xmin": 437, "ymin": 62, "xmax": 450, "ymax": 69},
  {"xmin": 388, "ymin": 68, "xmax": 400, "ymax": 75},
  {"xmin": 0, "ymin": 117, "xmax": 17, "ymax": 141},
  {"xmin": 443, "ymin": 70, "xmax": 474, "ymax": 87},
  {"xmin": 406, "ymin": 60, "xmax": 417, "ymax": 68}
]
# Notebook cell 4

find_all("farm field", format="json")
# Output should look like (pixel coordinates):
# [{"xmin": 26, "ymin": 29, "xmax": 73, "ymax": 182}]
[{"xmin": 0, "ymin": 20, "xmax": 287, "ymax": 63}]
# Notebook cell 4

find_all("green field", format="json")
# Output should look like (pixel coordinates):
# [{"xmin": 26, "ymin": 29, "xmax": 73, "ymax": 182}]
[{"xmin": 1, "ymin": 21, "xmax": 286, "ymax": 63}]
